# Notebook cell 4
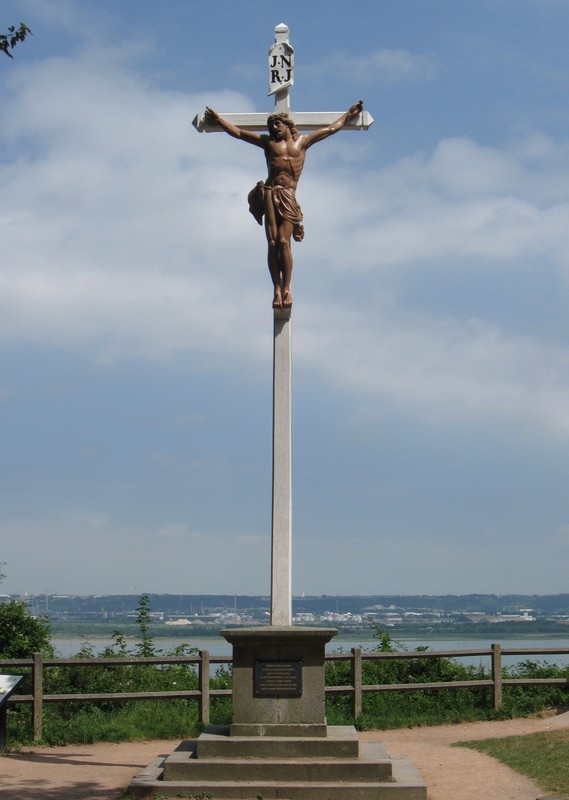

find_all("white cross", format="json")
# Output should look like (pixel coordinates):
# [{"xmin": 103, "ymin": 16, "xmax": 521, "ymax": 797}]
[
  {"xmin": 192, "ymin": 23, "xmax": 374, "ymax": 133},
  {"xmin": 193, "ymin": 25, "xmax": 372, "ymax": 627}
]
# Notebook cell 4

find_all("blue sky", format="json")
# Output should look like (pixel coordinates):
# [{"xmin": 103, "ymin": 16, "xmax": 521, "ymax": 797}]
[{"xmin": 2, "ymin": 0, "xmax": 569, "ymax": 597}]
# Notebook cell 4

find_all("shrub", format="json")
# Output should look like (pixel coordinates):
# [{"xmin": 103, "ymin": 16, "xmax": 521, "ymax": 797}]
[
  {"xmin": 325, "ymin": 625, "xmax": 569, "ymax": 729},
  {"xmin": 0, "ymin": 600, "xmax": 54, "ymax": 658}
]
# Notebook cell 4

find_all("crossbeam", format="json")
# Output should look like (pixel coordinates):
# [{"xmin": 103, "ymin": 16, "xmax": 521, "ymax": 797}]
[{"xmin": 192, "ymin": 110, "xmax": 374, "ymax": 133}]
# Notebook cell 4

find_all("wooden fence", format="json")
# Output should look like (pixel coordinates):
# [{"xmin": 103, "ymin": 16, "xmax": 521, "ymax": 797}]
[{"xmin": 1, "ymin": 643, "xmax": 568, "ymax": 741}]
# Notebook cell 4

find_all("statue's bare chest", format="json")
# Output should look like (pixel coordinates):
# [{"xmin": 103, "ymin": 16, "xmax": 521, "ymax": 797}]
[{"xmin": 269, "ymin": 139, "xmax": 305, "ymax": 167}]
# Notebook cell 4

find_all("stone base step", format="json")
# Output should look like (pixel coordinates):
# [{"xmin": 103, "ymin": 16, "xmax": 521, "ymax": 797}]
[
  {"xmin": 229, "ymin": 721, "xmax": 328, "ymax": 737},
  {"xmin": 163, "ymin": 740, "xmax": 392, "ymax": 782},
  {"xmin": 129, "ymin": 753, "xmax": 427, "ymax": 800},
  {"xmin": 197, "ymin": 723, "xmax": 360, "ymax": 758}
]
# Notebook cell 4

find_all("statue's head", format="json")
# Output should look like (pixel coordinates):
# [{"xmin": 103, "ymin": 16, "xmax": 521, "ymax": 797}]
[{"xmin": 267, "ymin": 113, "xmax": 298, "ymax": 141}]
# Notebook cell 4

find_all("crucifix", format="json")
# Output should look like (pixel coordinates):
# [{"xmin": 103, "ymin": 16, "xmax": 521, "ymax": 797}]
[{"xmin": 194, "ymin": 23, "xmax": 373, "ymax": 626}]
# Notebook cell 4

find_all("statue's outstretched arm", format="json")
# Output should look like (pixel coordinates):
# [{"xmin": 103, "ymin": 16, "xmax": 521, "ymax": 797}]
[
  {"xmin": 204, "ymin": 107, "xmax": 265, "ymax": 147},
  {"xmin": 302, "ymin": 100, "xmax": 364, "ymax": 149}
]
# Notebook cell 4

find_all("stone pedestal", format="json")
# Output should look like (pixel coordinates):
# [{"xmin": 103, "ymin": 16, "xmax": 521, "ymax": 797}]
[
  {"xmin": 224, "ymin": 626, "xmax": 333, "ymax": 736},
  {"xmin": 129, "ymin": 627, "xmax": 427, "ymax": 799}
]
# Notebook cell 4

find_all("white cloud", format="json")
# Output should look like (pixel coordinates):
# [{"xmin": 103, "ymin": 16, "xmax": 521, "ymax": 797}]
[
  {"xmin": 0, "ymin": 49, "xmax": 271, "ymax": 361},
  {"xmin": 300, "ymin": 136, "xmax": 569, "ymax": 273},
  {"xmin": 296, "ymin": 304, "xmax": 569, "ymax": 436},
  {"xmin": 2, "ymin": 42, "xmax": 569, "ymax": 443}
]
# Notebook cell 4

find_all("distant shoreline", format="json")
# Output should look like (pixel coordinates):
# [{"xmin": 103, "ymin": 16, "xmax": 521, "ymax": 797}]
[{"xmin": 49, "ymin": 627, "xmax": 569, "ymax": 641}]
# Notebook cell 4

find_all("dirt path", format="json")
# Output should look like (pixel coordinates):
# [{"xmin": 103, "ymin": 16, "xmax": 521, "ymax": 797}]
[
  {"xmin": 364, "ymin": 710, "xmax": 569, "ymax": 800},
  {"xmin": 1, "ymin": 712, "xmax": 567, "ymax": 799}
]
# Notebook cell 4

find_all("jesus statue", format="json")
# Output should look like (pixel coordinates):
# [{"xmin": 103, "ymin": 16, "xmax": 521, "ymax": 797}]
[{"xmin": 204, "ymin": 101, "xmax": 364, "ymax": 309}]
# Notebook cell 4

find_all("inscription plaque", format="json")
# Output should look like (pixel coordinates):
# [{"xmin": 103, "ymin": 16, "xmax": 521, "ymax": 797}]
[{"xmin": 253, "ymin": 660, "xmax": 302, "ymax": 698}]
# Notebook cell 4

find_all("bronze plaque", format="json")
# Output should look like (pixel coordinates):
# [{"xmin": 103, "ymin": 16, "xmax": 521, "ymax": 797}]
[{"xmin": 253, "ymin": 660, "xmax": 302, "ymax": 698}]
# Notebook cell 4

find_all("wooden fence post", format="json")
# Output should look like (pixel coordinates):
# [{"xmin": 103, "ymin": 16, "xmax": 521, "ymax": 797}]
[
  {"xmin": 491, "ymin": 642, "xmax": 502, "ymax": 711},
  {"xmin": 33, "ymin": 652, "xmax": 43, "ymax": 741},
  {"xmin": 351, "ymin": 647, "xmax": 362, "ymax": 720},
  {"xmin": 199, "ymin": 650, "xmax": 210, "ymax": 726}
]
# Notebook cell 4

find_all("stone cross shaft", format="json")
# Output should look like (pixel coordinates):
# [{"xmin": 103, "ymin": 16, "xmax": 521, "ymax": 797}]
[
  {"xmin": 271, "ymin": 307, "xmax": 292, "ymax": 626},
  {"xmin": 194, "ymin": 24, "xmax": 372, "ymax": 627}
]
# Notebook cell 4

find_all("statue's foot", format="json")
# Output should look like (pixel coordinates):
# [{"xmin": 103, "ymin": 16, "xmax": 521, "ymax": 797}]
[
  {"xmin": 272, "ymin": 287, "xmax": 283, "ymax": 309},
  {"xmin": 282, "ymin": 290, "xmax": 292, "ymax": 308}
]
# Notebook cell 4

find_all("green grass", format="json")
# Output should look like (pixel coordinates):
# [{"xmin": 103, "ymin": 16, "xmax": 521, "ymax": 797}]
[{"xmin": 459, "ymin": 729, "xmax": 569, "ymax": 796}]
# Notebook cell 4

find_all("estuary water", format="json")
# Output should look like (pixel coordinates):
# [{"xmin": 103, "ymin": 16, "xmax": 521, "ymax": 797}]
[{"xmin": 51, "ymin": 634, "xmax": 569, "ymax": 668}]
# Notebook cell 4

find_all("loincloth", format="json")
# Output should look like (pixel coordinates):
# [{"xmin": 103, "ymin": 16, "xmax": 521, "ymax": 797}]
[{"xmin": 247, "ymin": 182, "xmax": 305, "ymax": 242}]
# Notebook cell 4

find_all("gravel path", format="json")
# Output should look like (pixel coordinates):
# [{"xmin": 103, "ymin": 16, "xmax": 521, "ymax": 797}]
[{"xmin": 1, "ymin": 711, "xmax": 567, "ymax": 799}]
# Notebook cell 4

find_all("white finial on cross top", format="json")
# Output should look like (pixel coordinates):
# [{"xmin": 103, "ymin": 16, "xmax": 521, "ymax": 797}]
[{"xmin": 269, "ymin": 23, "xmax": 294, "ymax": 114}]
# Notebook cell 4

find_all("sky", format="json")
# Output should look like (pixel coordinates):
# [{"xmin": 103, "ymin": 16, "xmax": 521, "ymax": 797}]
[{"xmin": 1, "ymin": 0, "xmax": 569, "ymax": 598}]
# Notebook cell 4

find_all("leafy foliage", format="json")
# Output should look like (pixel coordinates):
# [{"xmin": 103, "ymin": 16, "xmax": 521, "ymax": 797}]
[
  {"xmin": 1, "ymin": 23, "xmax": 32, "ymax": 59},
  {"xmin": 0, "ymin": 599, "xmax": 54, "ymax": 658},
  {"xmin": 326, "ymin": 624, "xmax": 569, "ymax": 730},
  {"xmin": 6, "ymin": 594, "xmax": 235, "ymax": 744}
]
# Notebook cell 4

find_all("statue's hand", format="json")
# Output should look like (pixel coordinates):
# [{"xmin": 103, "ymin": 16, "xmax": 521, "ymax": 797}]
[
  {"xmin": 347, "ymin": 100, "xmax": 364, "ymax": 118},
  {"xmin": 204, "ymin": 107, "xmax": 220, "ymax": 124}
]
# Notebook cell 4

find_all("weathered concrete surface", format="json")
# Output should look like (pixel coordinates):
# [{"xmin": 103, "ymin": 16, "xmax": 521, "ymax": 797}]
[
  {"xmin": 221, "ymin": 626, "xmax": 336, "ymax": 729},
  {"xmin": 129, "ymin": 724, "xmax": 427, "ymax": 799}
]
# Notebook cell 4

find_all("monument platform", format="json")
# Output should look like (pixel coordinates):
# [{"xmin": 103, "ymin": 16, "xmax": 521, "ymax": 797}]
[
  {"xmin": 128, "ymin": 627, "xmax": 426, "ymax": 799},
  {"xmin": 129, "ymin": 726, "xmax": 426, "ymax": 799}
]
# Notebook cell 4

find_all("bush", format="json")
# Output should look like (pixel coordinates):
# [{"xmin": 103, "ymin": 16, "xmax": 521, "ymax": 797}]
[
  {"xmin": 8, "ymin": 595, "xmax": 236, "ymax": 745},
  {"xmin": 325, "ymin": 625, "xmax": 569, "ymax": 730},
  {"xmin": 0, "ymin": 600, "xmax": 54, "ymax": 658}
]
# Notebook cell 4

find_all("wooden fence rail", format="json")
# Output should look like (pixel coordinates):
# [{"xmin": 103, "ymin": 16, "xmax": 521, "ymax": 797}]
[{"xmin": 1, "ymin": 643, "xmax": 568, "ymax": 741}]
